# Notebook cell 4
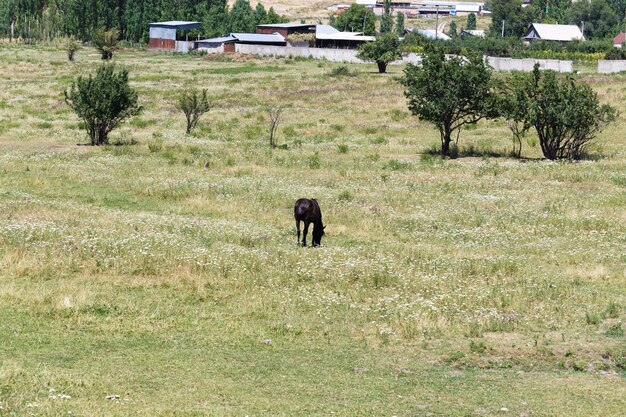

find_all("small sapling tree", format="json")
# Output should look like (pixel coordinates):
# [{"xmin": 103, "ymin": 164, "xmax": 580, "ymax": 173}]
[
  {"xmin": 176, "ymin": 88, "xmax": 212, "ymax": 134},
  {"xmin": 499, "ymin": 72, "xmax": 532, "ymax": 158},
  {"xmin": 267, "ymin": 105, "xmax": 284, "ymax": 148},
  {"xmin": 357, "ymin": 33, "xmax": 402, "ymax": 73},
  {"xmin": 93, "ymin": 28, "xmax": 119, "ymax": 60},
  {"xmin": 402, "ymin": 46, "xmax": 499, "ymax": 157},
  {"xmin": 65, "ymin": 64, "xmax": 142, "ymax": 146},
  {"xmin": 66, "ymin": 38, "xmax": 82, "ymax": 61}
]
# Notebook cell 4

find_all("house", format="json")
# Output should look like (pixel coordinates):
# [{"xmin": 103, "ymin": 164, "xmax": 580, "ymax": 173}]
[
  {"xmin": 523, "ymin": 23, "xmax": 584, "ymax": 44},
  {"xmin": 149, "ymin": 21, "xmax": 202, "ymax": 52},
  {"xmin": 197, "ymin": 33, "xmax": 286, "ymax": 53},
  {"xmin": 314, "ymin": 24, "xmax": 375, "ymax": 49},
  {"xmin": 613, "ymin": 32, "xmax": 626, "ymax": 48}
]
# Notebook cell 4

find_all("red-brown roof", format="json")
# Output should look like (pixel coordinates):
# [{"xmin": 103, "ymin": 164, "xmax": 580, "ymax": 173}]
[{"xmin": 613, "ymin": 32, "xmax": 626, "ymax": 44}]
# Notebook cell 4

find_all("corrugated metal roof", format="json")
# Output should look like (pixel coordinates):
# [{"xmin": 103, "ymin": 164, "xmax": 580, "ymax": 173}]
[
  {"xmin": 149, "ymin": 21, "xmax": 202, "ymax": 30},
  {"xmin": 231, "ymin": 33, "xmax": 286, "ymax": 43},
  {"xmin": 199, "ymin": 35, "xmax": 236, "ymax": 44},
  {"xmin": 524, "ymin": 23, "xmax": 584, "ymax": 42},
  {"xmin": 316, "ymin": 32, "xmax": 375, "ymax": 42},
  {"xmin": 461, "ymin": 29, "xmax": 485, "ymax": 37},
  {"xmin": 413, "ymin": 29, "xmax": 451, "ymax": 40},
  {"xmin": 316, "ymin": 25, "xmax": 340, "ymax": 35},
  {"xmin": 257, "ymin": 23, "xmax": 314, "ymax": 29}
]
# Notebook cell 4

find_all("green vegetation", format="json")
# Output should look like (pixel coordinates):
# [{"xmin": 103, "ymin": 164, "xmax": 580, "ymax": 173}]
[
  {"xmin": 176, "ymin": 88, "xmax": 212, "ymax": 134},
  {"xmin": 0, "ymin": 44, "xmax": 624, "ymax": 416},
  {"xmin": 501, "ymin": 65, "xmax": 616, "ymax": 160},
  {"xmin": 403, "ymin": 47, "xmax": 499, "ymax": 157},
  {"xmin": 332, "ymin": 3, "xmax": 376, "ymax": 36},
  {"xmin": 65, "ymin": 64, "xmax": 142, "ymax": 145},
  {"xmin": 357, "ymin": 33, "xmax": 402, "ymax": 74},
  {"xmin": 92, "ymin": 28, "xmax": 119, "ymax": 60}
]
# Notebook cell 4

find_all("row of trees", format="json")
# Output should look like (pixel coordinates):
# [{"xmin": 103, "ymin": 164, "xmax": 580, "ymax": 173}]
[
  {"xmin": 403, "ymin": 46, "xmax": 616, "ymax": 160},
  {"xmin": 0, "ymin": 0, "xmax": 288, "ymax": 42},
  {"xmin": 488, "ymin": 0, "xmax": 626, "ymax": 40},
  {"xmin": 328, "ymin": 2, "xmax": 405, "ymax": 37}
]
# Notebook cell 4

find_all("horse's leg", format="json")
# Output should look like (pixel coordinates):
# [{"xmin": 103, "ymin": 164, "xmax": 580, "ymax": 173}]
[
  {"xmin": 296, "ymin": 219, "xmax": 301, "ymax": 244},
  {"xmin": 302, "ymin": 222, "xmax": 310, "ymax": 246}
]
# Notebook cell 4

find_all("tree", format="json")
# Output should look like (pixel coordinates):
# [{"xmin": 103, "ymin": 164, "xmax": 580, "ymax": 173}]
[
  {"xmin": 467, "ymin": 13, "xmax": 477, "ymax": 30},
  {"xmin": 565, "ymin": 0, "xmax": 620, "ymax": 40},
  {"xmin": 65, "ymin": 37, "xmax": 82, "ymax": 61},
  {"xmin": 402, "ymin": 46, "xmax": 499, "ymax": 157},
  {"xmin": 396, "ymin": 12, "xmax": 405, "ymax": 36},
  {"xmin": 449, "ymin": 20, "xmax": 458, "ymax": 38},
  {"xmin": 381, "ymin": 0, "xmax": 393, "ymax": 34},
  {"xmin": 505, "ymin": 66, "xmax": 616, "ymax": 160},
  {"xmin": 92, "ymin": 28, "xmax": 120, "ymax": 60},
  {"xmin": 176, "ymin": 88, "xmax": 212, "ymax": 134},
  {"xmin": 499, "ymin": 72, "xmax": 533, "ymax": 158},
  {"xmin": 328, "ymin": 13, "xmax": 337, "ymax": 28},
  {"xmin": 487, "ymin": 0, "xmax": 535, "ymax": 37},
  {"xmin": 228, "ymin": 0, "xmax": 255, "ymax": 33},
  {"xmin": 335, "ymin": 4, "xmax": 376, "ymax": 35},
  {"xmin": 357, "ymin": 33, "xmax": 402, "ymax": 73},
  {"xmin": 65, "ymin": 65, "xmax": 142, "ymax": 146}
]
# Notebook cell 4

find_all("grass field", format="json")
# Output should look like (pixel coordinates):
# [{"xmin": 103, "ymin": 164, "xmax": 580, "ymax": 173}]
[{"xmin": 0, "ymin": 44, "xmax": 625, "ymax": 416}]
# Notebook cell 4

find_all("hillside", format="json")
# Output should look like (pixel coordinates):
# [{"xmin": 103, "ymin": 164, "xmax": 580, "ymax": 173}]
[{"xmin": 228, "ymin": 0, "xmax": 339, "ymax": 19}]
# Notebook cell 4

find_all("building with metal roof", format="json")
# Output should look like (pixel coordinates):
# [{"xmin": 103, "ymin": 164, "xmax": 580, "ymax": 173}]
[
  {"xmin": 149, "ymin": 21, "xmax": 202, "ymax": 52},
  {"xmin": 197, "ymin": 32, "xmax": 286, "ymax": 52},
  {"xmin": 315, "ymin": 25, "xmax": 375, "ymax": 49},
  {"xmin": 407, "ymin": 28, "xmax": 451, "ymax": 40},
  {"xmin": 523, "ymin": 23, "xmax": 584, "ymax": 43}
]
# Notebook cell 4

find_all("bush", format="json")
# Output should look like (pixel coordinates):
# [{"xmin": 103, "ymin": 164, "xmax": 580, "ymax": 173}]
[
  {"xmin": 93, "ymin": 28, "xmax": 120, "ymax": 60},
  {"xmin": 503, "ymin": 66, "xmax": 617, "ymax": 160},
  {"xmin": 176, "ymin": 88, "xmax": 212, "ymax": 134},
  {"xmin": 65, "ymin": 65, "xmax": 142, "ymax": 146}
]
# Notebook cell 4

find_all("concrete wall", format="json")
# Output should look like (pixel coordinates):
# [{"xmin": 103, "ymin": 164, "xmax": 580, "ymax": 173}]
[
  {"xmin": 235, "ymin": 44, "xmax": 364, "ymax": 63},
  {"xmin": 598, "ymin": 60, "xmax": 626, "ymax": 73},
  {"xmin": 197, "ymin": 44, "xmax": 226, "ymax": 54},
  {"xmin": 486, "ymin": 57, "xmax": 573, "ymax": 73},
  {"xmin": 175, "ymin": 41, "xmax": 195, "ymax": 53},
  {"xmin": 235, "ymin": 44, "xmax": 424, "ymax": 65}
]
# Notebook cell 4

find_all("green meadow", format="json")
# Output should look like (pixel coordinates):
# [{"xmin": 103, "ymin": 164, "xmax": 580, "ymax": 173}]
[{"xmin": 0, "ymin": 44, "xmax": 624, "ymax": 416}]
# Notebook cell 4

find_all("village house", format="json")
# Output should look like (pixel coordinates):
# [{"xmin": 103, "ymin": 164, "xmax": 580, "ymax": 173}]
[{"xmin": 523, "ymin": 23, "xmax": 584, "ymax": 44}]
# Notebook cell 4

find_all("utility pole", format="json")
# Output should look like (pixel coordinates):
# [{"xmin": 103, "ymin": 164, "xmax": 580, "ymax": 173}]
[
  {"xmin": 435, "ymin": 6, "xmax": 439, "ymax": 39},
  {"xmin": 501, "ymin": 20, "xmax": 505, "ymax": 38}
]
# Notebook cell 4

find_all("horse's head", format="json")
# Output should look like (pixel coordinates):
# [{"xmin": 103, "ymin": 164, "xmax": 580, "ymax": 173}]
[{"xmin": 312, "ymin": 224, "xmax": 326, "ymax": 247}]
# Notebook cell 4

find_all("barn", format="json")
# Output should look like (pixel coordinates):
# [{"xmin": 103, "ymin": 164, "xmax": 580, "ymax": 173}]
[
  {"xmin": 149, "ymin": 21, "xmax": 202, "ymax": 52},
  {"xmin": 196, "ymin": 33, "xmax": 287, "ymax": 53}
]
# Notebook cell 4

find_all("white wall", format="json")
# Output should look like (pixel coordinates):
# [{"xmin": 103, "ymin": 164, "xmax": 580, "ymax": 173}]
[
  {"xmin": 598, "ymin": 60, "xmax": 626, "ymax": 73},
  {"xmin": 486, "ymin": 57, "xmax": 573, "ymax": 73}
]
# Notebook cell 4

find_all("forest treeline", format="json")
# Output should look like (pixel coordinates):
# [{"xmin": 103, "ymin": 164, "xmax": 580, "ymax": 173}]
[{"xmin": 0, "ymin": 0, "xmax": 289, "ymax": 43}]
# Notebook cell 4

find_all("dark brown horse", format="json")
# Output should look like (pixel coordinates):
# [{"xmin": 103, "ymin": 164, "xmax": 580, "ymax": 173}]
[{"xmin": 294, "ymin": 198, "xmax": 325, "ymax": 247}]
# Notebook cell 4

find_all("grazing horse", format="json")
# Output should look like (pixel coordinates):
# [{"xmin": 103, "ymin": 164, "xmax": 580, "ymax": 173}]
[{"xmin": 294, "ymin": 198, "xmax": 325, "ymax": 247}]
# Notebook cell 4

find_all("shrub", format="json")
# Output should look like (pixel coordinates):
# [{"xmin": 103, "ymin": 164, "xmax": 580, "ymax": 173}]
[
  {"xmin": 65, "ymin": 65, "xmax": 142, "ymax": 146},
  {"xmin": 66, "ymin": 38, "xmax": 82, "ymax": 61},
  {"xmin": 176, "ymin": 88, "xmax": 212, "ymax": 134},
  {"xmin": 328, "ymin": 65, "xmax": 354, "ymax": 77},
  {"xmin": 92, "ymin": 28, "xmax": 120, "ymax": 60},
  {"xmin": 504, "ymin": 66, "xmax": 617, "ymax": 160}
]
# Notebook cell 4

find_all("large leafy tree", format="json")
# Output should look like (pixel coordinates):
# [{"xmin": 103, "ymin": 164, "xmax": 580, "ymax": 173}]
[
  {"xmin": 357, "ymin": 33, "xmax": 401, "ymax": 73},
  {"xmin": 65, "ymin": 65, "xmax": 142, "ymax": 146},
  {"xmin": 487, "ymin": 0, "xmax": 535, "ymax": 37},
  {"xmin": 334, "ymin": 4, "xmax": 376, "ymax": 36},
  {"xmin": 566, "ymin": 0, "xmax": 620, "ymax": 39},
  {"xmin": 402, "ymin": 46, "xmax": 499, "ymax": 157},
  {"xmin": 502, "ymin": 66, "xmax": 616, "ymax": 160}
]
